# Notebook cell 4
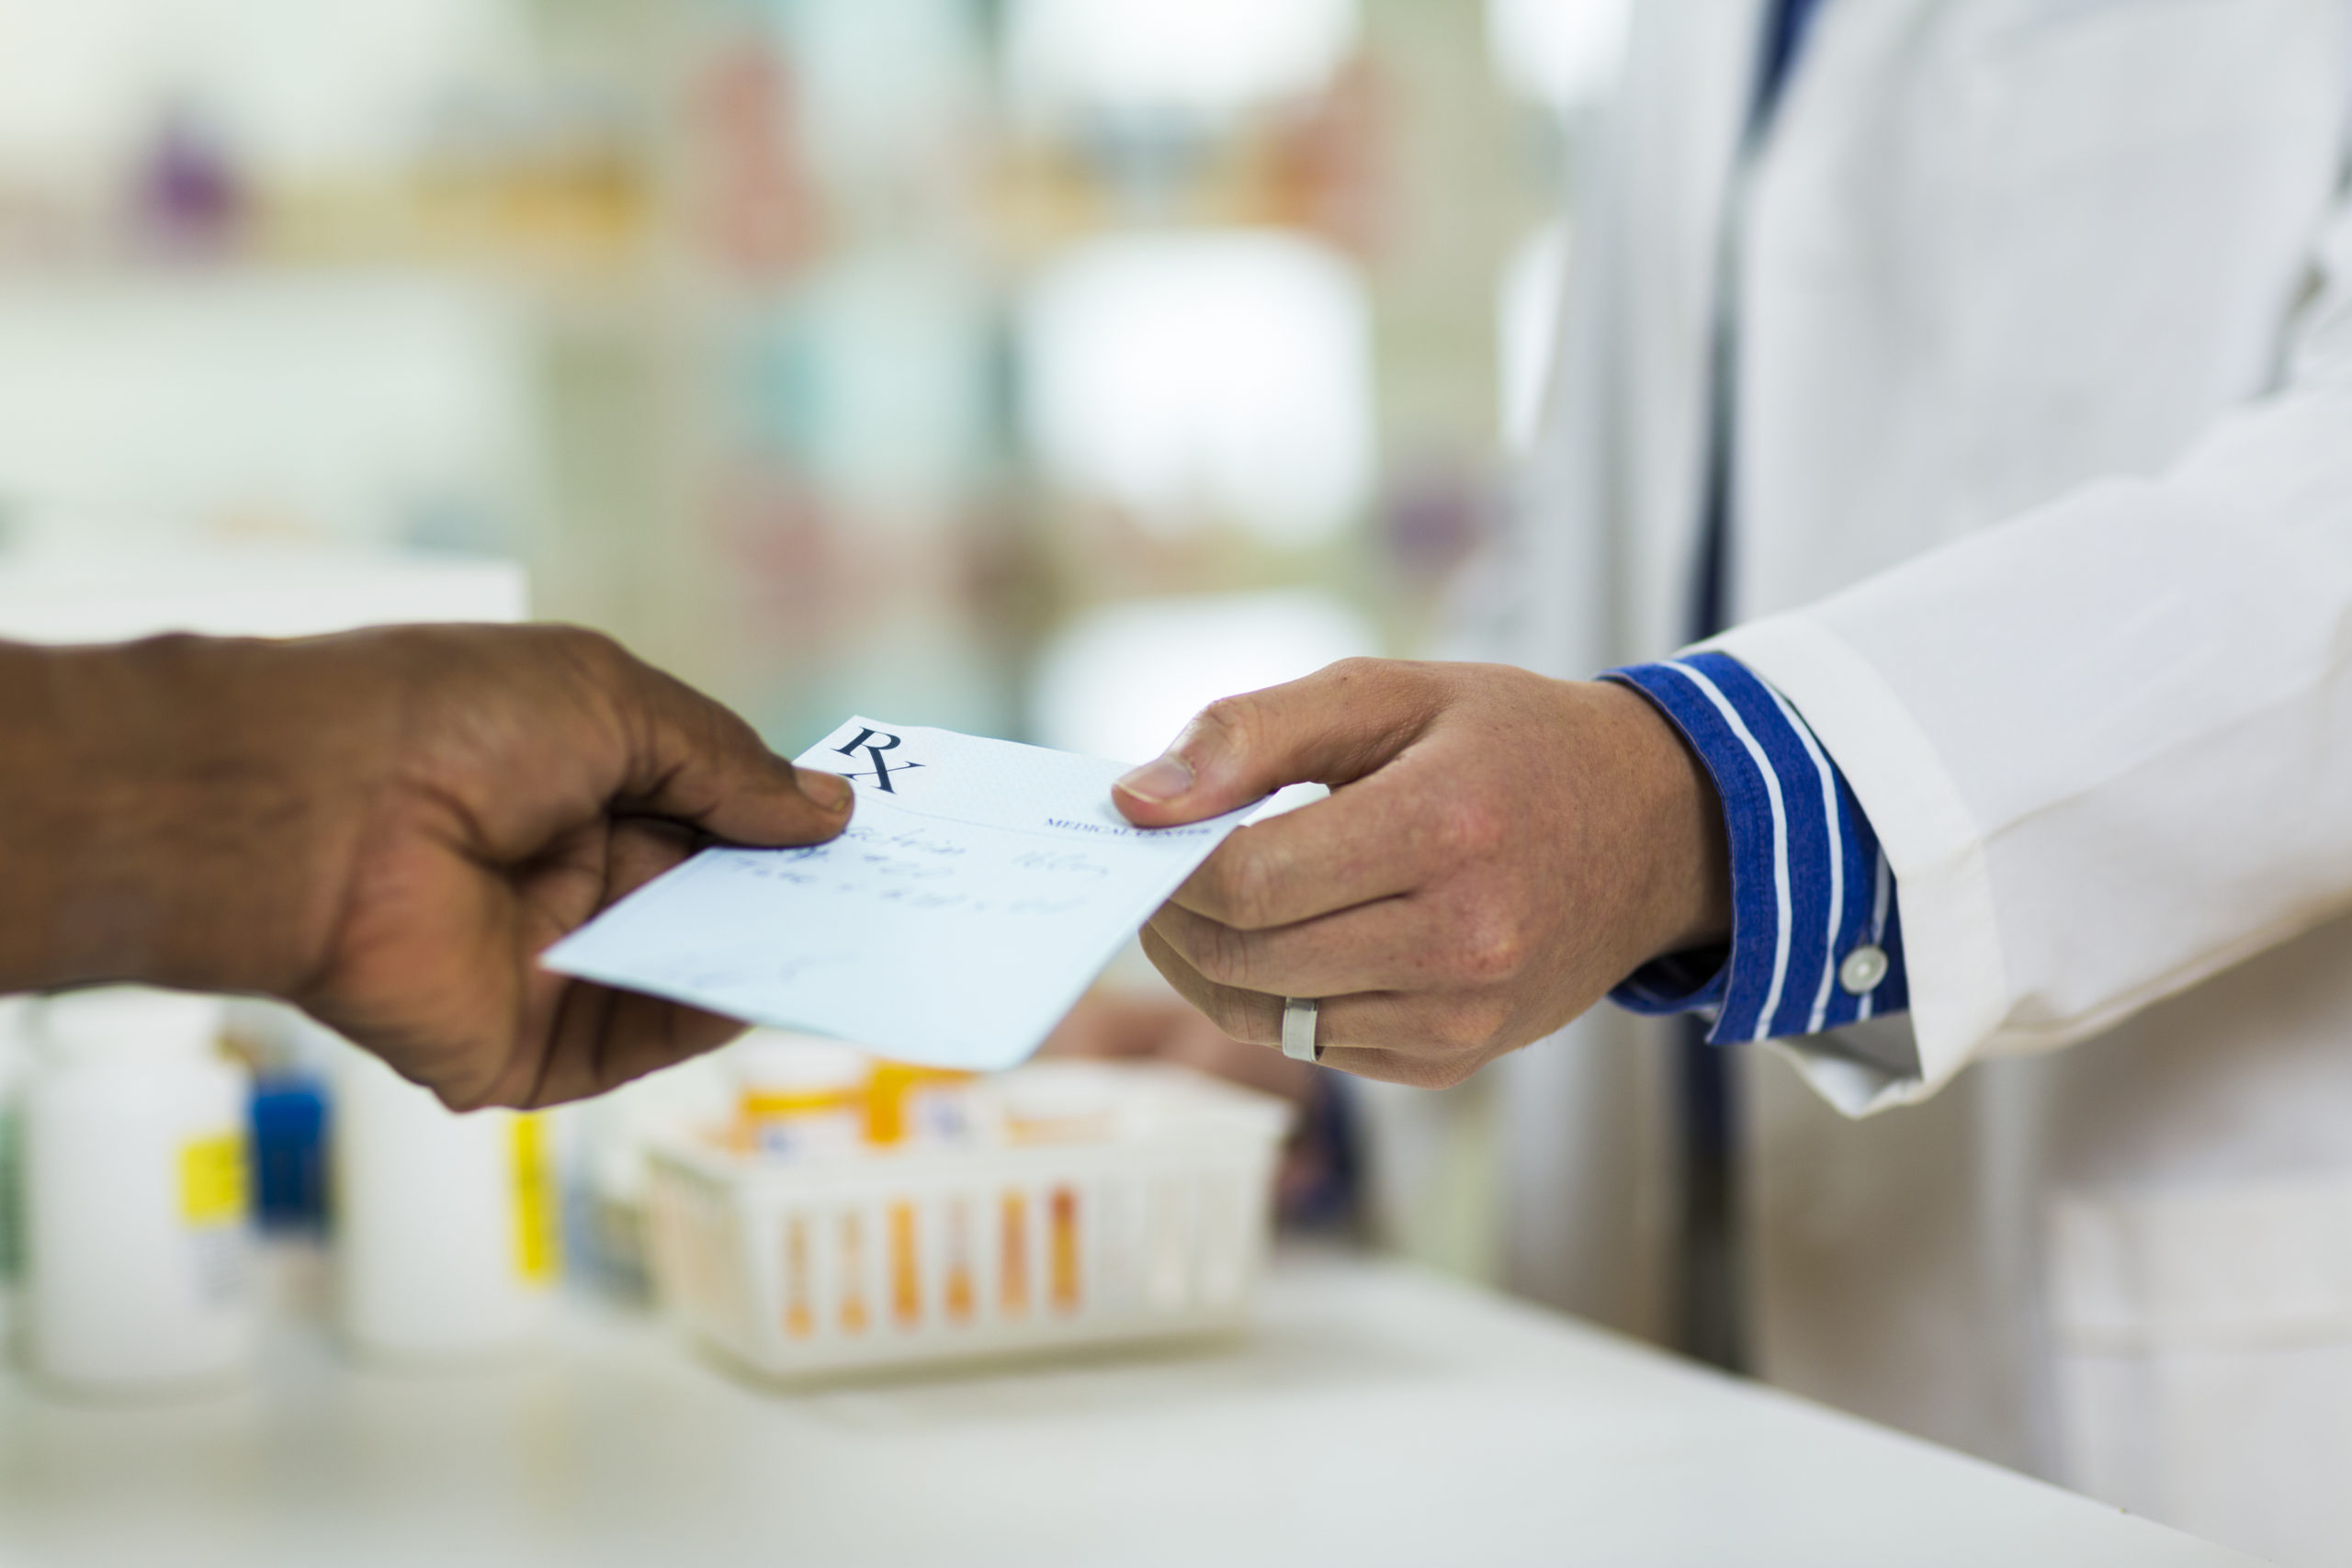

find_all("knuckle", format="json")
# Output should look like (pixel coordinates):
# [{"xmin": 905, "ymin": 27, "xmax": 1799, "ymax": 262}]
[
  {"xmin": 1432, "ymin": 1002, "xmax": 1509, "ymax": 1055},
  {"xmin": 1188, "ymin": 920, "xmax": 1256, "ymax": 990},
  {"xmin": 1433, "ymin": 1015, "xmax": 1486, "ymax": 1055},
  {"xmin": 556, "ymin": 623, "xmax": 629, "ymax": 675},
  {"xmin": 1207, "ymin": 992, "xmax": 1266, "ymax": 1047},
  {"xmin": 1199, "ymin": 849, "xmax": 1280, "ymax": 931},
  {"xmin": 1226, "ymin": 852, "xmax": 1283, "ymax": 931},
  {"xmin": 432, "ymin": 1078, "xmax": 500, "ymax": 1115},
  {"xmin": 1432, "ymin": 795, "xmax": 1506, "ymax": 860},
  {"xmin": 1187, "ymin": 856, "xmax": 1243, "ymax": 924},
  {"xmin": 1453, "ymin": 916, "xmax": 1529, "ymax": 985},
  {"xmin": 1189, "ymin": 694, "xmax": 1262, "ymax": 759},
  {"xmin": 1426, "ymin": 1056, "xmax": 1479, "ymax": 1090},
  {"xmin": 514, "ymin": 624, "xmax": 618, "ymax": 701},
  {"xmin": 1392, "ymin": 1053, "xmax": 1477, "ymax": 1091}
]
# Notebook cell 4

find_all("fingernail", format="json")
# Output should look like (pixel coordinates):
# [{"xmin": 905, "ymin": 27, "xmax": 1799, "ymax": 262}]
[
  {"xmin": 803, "ymin": 771, "xmax": 854, "ymax": 812},
  {"xmin": 1116, "ymin": 755, "xmax": 1194, "ymax": 805}
]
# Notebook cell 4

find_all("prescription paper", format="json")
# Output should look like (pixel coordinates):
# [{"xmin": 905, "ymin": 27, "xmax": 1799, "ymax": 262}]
[{"xmin": 541, "ymin": 716, "xmax": 1256, "ymax": 1072}]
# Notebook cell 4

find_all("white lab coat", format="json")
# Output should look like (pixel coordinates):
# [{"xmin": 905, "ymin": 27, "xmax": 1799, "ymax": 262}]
[{"xmin": 1487, "ymin": 2, "xmax": 2352, "ymax": 1562}]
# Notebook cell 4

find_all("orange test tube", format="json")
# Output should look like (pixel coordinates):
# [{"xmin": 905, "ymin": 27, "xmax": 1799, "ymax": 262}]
[
  {"xmin": 889, "ymin": 1201, "xmax": 922, "ymax": 1328},
  {"xmin": 1049, "ymin": 1185, "xmax": 1081, "ymax": 1314},
  {"xmin": 1000, "ymin": 1190, "xmax": 1030, "ymax": 1318}
]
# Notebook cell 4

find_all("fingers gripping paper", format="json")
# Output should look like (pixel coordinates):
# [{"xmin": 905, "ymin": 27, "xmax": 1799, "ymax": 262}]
[{"xmin": 540, "ymin": 718, "xmax": 1257, "ymax": 1072}]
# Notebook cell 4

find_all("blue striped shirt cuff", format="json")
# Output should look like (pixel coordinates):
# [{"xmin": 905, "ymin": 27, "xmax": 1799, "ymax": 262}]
[{"xmin": 1601, "ymin": 652, "xmax": 1909, "ymax": 1043}]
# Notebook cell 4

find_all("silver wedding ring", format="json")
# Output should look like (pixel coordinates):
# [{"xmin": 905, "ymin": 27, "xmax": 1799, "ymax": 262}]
[{"xmin": 1282, "ymin": 997, "xmax": 1320, "ymax": 1063}]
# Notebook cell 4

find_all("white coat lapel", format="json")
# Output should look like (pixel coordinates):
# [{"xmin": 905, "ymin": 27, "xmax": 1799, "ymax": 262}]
[{"xmin": 1607, "ymin": 0, "xmax": 1772, "ymax": 660}]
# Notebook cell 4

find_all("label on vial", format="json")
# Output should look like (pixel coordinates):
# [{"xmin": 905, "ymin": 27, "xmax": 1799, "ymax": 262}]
[
  {"xmin": 178, "ymin": 1132, "xmax": 248, "ymax": 1227},
  {"xmin": 511, "ymin": 1113, "xmax": 559, "ymax": 1285}
]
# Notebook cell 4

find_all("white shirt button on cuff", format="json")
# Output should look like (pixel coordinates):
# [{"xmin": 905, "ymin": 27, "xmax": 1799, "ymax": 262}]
[{"xmin": 1838, "ymin": 944, "xmax": 1890, "ymax": 996}]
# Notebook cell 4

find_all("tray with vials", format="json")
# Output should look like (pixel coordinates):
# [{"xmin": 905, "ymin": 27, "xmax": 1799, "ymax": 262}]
[{"xmin": 641, "ymin": 1046, "xmax": 1295, "ymax": 1382}]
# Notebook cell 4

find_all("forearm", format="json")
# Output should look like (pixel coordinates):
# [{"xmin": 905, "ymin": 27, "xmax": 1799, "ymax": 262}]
[{"xmin": 0, "ymin": 636, "xmax": 349, "ymax": 998}]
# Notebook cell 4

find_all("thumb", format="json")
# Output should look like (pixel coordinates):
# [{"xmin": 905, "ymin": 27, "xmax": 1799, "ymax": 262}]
[
  {"xmin": 1113, "ymin": 659, "xmax": 1438, "ymax": 827},
  {"xmin": 605, "ymin": 648, "xmax": 854, "ymax": 846}
]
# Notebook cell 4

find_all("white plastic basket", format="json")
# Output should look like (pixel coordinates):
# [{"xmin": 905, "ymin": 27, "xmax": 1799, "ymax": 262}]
[{"xmin": 642, "ymin": 1061, "xmax": 1294, "ymax": 1381}]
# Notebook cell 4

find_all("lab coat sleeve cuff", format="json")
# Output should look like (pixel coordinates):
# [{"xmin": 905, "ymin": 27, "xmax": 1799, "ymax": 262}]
[
  {"xmin": 1705, "ymin": 613, "xmax": 2004, "ymax": 1102},
  {"xmin": 1602, "ymin": 653, "xmax": 1909, "ymax": 1049}
]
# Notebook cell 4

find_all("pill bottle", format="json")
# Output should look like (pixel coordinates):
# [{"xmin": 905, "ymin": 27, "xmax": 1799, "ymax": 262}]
[
  {"xmin": 990, "ymin": 1064, "xmax": 1119, "ymax": 1146},
  {"xmin": 0, "ymin": 998, "xmax": 29, "ymax": 1351},
  {"xmin": 332, "ymin": 1033, "xmax": 560, "ymax": 1364},
  {"xmin": 731, "ymin": 1033, "xmax": 870, "ymax": 1158},
  {"xmin": 24, "ymin": 987, "xmax": 255, "ymax": 1395},
  {"xmin": 866, "ymin": 1060, "xmax": 978, "ymax": 1148}
]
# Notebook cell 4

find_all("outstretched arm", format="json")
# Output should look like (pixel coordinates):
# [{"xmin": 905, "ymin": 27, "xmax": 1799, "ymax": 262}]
[{"xmin": 0, "ymin": 625, "xmax": 852, "ymax": 1109}]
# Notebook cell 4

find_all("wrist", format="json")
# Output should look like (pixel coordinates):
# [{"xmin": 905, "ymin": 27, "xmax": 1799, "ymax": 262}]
[
  {"xmin": 0, "ymin": 636, "xmax": 352, "ymax": 997},
  {"xmin": 1596, "ymin": 680, "xmax": 1733, "ymax": 964}
]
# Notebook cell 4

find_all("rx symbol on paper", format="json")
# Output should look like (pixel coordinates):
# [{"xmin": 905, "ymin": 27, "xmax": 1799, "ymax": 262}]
[{"xmin": 834, "ymin": 727, "xmax": 925, "ymax": 794}]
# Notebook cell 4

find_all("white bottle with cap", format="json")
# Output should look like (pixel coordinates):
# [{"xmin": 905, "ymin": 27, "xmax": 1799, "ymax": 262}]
[
  {"xmin": 331, "ymin": 1031, "xmax": 560, "ymax": 1363},
  {"xmin": 23, "ymin": 987, "xmax": 255, "ymax": 1393}
]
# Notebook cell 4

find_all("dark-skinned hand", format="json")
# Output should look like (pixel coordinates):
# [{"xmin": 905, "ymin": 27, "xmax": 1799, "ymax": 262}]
[{"xmin": 0, "ymin": 625, "xmax": 851, "ymax": 1109}]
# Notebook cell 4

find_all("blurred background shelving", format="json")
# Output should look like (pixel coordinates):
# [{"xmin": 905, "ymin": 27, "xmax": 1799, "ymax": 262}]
[{"xmin": 0, "ymin": 0, "xmax": 1624, "ymax": 759}]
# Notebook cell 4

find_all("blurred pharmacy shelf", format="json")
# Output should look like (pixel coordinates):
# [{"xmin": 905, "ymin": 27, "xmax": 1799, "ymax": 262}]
[
  {"xmin": 0, "ymin": 0, "xmax": 1578, "ymax": 754},
  {"xmin": 0, "ymin": 1247, "xmax": 2255, "ymax": 1568}
]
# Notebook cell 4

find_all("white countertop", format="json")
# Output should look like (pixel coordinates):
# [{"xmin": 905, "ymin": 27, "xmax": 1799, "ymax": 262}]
[{"xmin": 0, "ymin": 1248, "xmax": 2256, "ymax": 1568}]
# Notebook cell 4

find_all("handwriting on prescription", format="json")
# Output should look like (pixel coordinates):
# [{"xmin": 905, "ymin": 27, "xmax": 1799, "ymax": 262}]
[{"xmin": 725, "ymin": 827, "xmax": 1112, "ymax": 916}]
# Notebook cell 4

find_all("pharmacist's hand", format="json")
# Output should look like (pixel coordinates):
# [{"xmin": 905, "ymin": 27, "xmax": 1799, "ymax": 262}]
[
  {"xmin": 16, "ymin": 626, "xmax": 851, "ymax": 1110},
  {"xmin": 1111, "ymin": 660, "xmax": 1730, "ymax": 1089}
]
